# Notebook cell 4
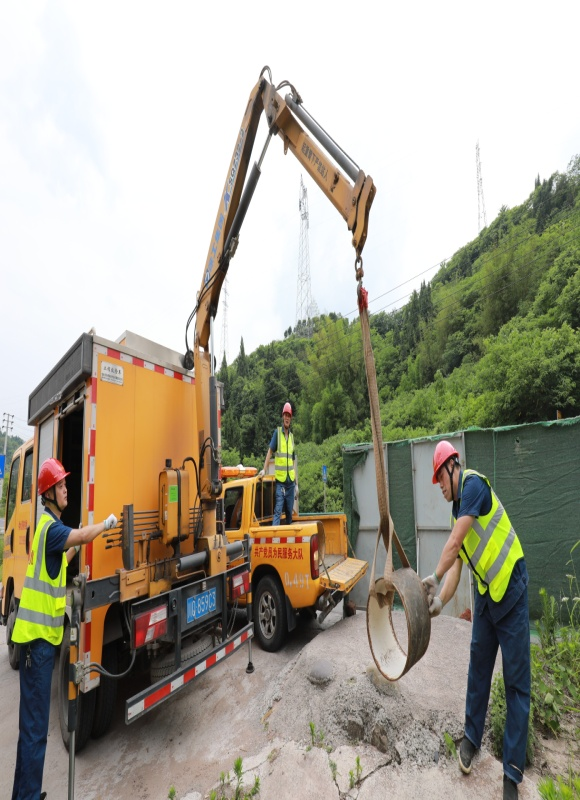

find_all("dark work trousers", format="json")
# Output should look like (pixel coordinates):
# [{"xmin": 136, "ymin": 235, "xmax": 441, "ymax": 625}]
[
  {"xmin": 273, "ymin": 480, "xmax": 295, "ymax": 525},
  {"xmin": 464, "ymin": 585, "xmax": 530, "ymax": 785},
  {"xmin": 12, "ymin": 638, "xmax": 56, "ymax": 800}
]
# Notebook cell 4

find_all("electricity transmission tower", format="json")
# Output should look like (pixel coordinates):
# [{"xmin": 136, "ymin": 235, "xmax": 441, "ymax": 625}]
[
  {"xmin": 476, "ymin": 140, "xmax": 487, "ymax": 232},
  {"xmin": 219, "ymin": 276, "xmax": 229, "ymax": 367},
  {"xmin": 295, "ymin": 175, "xmax": 318, "ymax": 337}
]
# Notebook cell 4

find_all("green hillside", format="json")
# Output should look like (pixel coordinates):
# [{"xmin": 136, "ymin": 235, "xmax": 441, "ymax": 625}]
[{"xmin": 220, "ymin": 155, "xmax": 580, "ymax": 512}]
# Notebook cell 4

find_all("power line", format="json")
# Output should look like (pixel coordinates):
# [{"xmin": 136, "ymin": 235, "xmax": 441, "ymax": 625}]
[
  {"xmin": 296, "ymin": 215, "xmax": 580, "ymax": 373},
  {"xmin": 230, "ymin": 203, "xmax": 580, "ymax": 405}
]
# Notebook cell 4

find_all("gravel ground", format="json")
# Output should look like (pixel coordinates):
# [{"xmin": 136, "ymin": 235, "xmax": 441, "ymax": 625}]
[{"xmin": 0, "ymin": 606, "xmax": 558, "ymax": 799}]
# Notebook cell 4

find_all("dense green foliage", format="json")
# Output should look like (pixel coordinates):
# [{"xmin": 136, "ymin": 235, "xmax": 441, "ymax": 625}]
[{"xmin": 219, "ymin": 156, "xmax": 580, "ymax": 509}]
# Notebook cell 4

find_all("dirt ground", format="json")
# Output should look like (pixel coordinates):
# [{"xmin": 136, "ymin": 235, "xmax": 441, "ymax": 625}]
[{"xmin": 0, "ymin": 608, "xmax": 577, "ymax": 799}]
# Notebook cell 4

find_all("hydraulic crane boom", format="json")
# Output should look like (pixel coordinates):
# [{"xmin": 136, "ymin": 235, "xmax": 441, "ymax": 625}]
[
  {"xmin": 190, "ymin": 66, "xmax": 376, "ymax": 353},
  {"xmin": 185, "ymin": 66, "xmax": 376, "ymax": 534}
]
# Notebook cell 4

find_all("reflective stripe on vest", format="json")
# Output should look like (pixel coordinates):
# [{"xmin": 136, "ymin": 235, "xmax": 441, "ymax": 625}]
[
  {"xmin": 12, "ymin": 513, "xmax": 67, "ymax": 646},
  {"xmin": 454, "ymin": 469, "xmax": 524, "ymax": 602},
  {"xmin": 274, "ymin": 427, "xmax": 295, "ymax": 483}
]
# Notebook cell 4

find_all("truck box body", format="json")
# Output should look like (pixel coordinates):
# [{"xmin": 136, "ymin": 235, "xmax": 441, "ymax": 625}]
[{"xmin": 2, "ymin": 330, "xmax": 253, "ymax": 748}]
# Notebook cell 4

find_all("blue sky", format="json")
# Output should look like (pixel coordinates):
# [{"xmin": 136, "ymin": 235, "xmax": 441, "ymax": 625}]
[{"xmin": 1, "ymin": 0, "xmax": 579, "ymax": 441}]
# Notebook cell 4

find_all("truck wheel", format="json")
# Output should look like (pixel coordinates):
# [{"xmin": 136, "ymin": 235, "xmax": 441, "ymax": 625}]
[
  {"xmin": 254, "ymin": 576, "xmax": 287, "ymax": 652},
  {"xmin": 6, "ymin": 595, "xmax": 21, "ymax": 671},
  {"xmin": 91, "ymin": 642, "xmax": 118, "ymax": 739},
  {"xmin": 58, "ymin": 625, "xmax": 96, "ymax": 753}
]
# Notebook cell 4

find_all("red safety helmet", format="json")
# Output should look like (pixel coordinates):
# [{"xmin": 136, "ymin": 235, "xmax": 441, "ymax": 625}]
[
  {"xmin": 432, "ymin": 441, "xmax": 459, "ymax": 484},
  {"xmin": 38, "ymin": 458, "xmax": 70, "ymax": 495},
  {"xmin": 282, "ymin": 402, "xmax": 293, "ymax": 417}
]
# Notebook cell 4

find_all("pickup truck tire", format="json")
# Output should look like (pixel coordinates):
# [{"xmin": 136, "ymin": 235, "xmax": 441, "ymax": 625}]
[
  {"xmin": 6, "ymin": 595, "xmax": 21, "ymax": 671},
  {"xmin": 254, "ymin": 575, "xmax": 287, "ymax": 652},
  {"xmin": 90, "ymin": 642, "xmax": 118, "ymax": 739},
  {"xmin": 58, "ymin": 625, "xmax": 97, "ymax": 753}
]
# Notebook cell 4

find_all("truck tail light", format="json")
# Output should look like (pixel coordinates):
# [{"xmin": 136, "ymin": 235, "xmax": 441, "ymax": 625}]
[
  {"xmin": 133, "ymin": 604, "xmax": 168, "ymax": 648},
  {"xmin": 310, "ymin": 534, "xmax": 320, "ymax": 579},
  {"xmin": 230, "ymin": 570, "xmax": 250, "ymax": 600}
]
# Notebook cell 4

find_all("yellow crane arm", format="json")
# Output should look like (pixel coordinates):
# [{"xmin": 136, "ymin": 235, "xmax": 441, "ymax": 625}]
[
  {"xmin": 188, "ymin": 67, "xmax": 376, "ymax": 523},
  {"xmin": 190, "ymin": 66, "xmax": 376, "ymax": 354}
]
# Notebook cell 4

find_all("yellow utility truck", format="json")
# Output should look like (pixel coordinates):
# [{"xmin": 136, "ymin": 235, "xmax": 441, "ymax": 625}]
[
  {"xmin": 1, "ymin": 65, "xmax": 375, "ymax": 750},
  {"xmin": 1, "ymin": 331, "xmax": 254, "ymax": 751},
  {"xmin": 220, "ymin": 469, "xmax": 367, "ymax": 651}
]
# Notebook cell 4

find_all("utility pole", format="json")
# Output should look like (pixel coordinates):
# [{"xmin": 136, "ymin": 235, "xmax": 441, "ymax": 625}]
[
  {"xmin": 295, "ymin": 175, "xmax": 318, "ymax": 337},
  {"xmin": 476, "ymin": 140, "xmax": 487, "ymax": 232},
  {"xmin": 1, "ymin": 412, "xmax": 14, "ymax": 507}
]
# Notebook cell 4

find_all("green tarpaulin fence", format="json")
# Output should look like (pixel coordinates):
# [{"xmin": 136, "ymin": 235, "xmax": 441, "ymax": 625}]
[{"xmin": 343, "ymin": 416, "xmax": 580, "ymax": 621}]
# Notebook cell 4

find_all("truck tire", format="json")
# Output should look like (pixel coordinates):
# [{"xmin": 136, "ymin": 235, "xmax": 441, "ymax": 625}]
[
  {"xmin": 6, "ymin": 595, "xmax": 21, "ymax": 671},
  {"xmin": 150, "ymin": 634, "xmax": 213, "ymax": 682},
  {"xmin": 254, "ymin": 575, "xmax": 287, "ymax": 652},
  {"xmin": 91, "ymin": 642, "xmax": 118, "ymax": 739},
  {"xmin": 58, "ymin": 625, "xmax": 96, "ymax": 753}
]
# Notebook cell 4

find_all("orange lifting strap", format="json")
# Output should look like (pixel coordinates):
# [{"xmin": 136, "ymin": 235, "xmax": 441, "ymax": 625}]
[{"xmin": 356, "ymin": 263, "xmax": 430, "ymax": 681}]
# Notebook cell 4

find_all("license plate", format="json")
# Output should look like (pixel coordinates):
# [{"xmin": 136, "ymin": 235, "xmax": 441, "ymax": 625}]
[{"xmin": 187, "ymin": 587, "xmax": 217, "ymax": 623}]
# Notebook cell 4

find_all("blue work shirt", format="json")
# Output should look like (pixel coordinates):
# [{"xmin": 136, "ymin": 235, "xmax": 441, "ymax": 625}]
[
  {"xmin": 43, "ymin": 507, "xmax": 73, "ymax": 580},
  {"xmin": 453, "ymin": 469, "xmax": 528, "ymax": 622}
]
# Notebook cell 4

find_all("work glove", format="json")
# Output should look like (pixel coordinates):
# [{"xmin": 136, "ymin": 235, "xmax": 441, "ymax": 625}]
[
  {"xmin": 258, "ymin": 469, "xmax": 264, "ymax": 477},
  {"xmin": 422, "ymin": 573, "xmax": 440, "ymax": 602},
  {"xmin": 429, "ymin": 596, "xmax": 443, "ymax": 618},
  {"xmin": 104, "ymin": 513, "xmax": 118, "ymax": 531}
]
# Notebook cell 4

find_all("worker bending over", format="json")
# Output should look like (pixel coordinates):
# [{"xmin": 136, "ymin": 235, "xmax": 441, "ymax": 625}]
[{"xmin": 423, "ymin": 441, "xmax": 530, "ymax": 800}]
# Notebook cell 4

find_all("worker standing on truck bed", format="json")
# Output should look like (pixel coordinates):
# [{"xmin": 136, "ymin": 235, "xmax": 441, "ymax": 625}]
[
  {"xmin": 423, "ymin": 441, "xmax": 530, "ymax": 800},
  {"xmin": 10, "ymin": 458, "xmax": 117, "ymax": 800},
  {"xmin": 259, "ymin": 402, "xmax": 299, "ymax": 525}
]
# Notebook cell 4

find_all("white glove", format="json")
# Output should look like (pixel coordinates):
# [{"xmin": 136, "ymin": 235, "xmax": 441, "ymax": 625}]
[
  {"xmin": 258, "ymin": 469, "xmax": 264, "ymax": 477},
  {"xmin": 104, "ymin": 513, "xmax": 117, "ymax": 531},
  {"xmin": 429, "ymin": 596, "xmax": 443, "ymax": 618},
  {"xmin": 422, "ymin": 573, "xmax": 440, "ymax": 602}
]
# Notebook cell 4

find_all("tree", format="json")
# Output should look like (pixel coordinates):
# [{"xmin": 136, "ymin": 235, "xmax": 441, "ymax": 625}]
[
  {"xmin": 236, "ymin": 338, "xmax": 248, "ymax": 377},
  {"xmin": 475, "ymin": 321, "xmax": 580, "ymax": 424}
]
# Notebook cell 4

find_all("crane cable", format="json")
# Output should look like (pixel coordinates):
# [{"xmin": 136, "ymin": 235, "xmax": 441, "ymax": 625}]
[
  {"xmin": 356, "ymin": 257, "xmax": 409, "ymax": 577},
  {"xmin": 356, "ymin": 257, "xmax": 431, "ymax": 681}
]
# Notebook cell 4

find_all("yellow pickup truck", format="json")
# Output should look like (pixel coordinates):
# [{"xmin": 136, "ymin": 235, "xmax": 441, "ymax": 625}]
[{"xmin": 219, "ymin": 471, "xmax": 368, "ymax": 651}]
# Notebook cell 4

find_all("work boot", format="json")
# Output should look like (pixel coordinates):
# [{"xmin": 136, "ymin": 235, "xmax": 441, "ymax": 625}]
[
  {"xmin": 458, "ymin": 736, "xmax": 476, "ymax": 774},
  {"xmin": 40, "ymin": 794, "xmax": 47, "ymax": 800},
  {"xmin": 503, "ymin": 776, "xmax": 518, "ymax": 799}
]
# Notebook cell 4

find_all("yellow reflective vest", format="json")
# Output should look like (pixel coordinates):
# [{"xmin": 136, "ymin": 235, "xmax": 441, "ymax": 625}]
[
  {"xmin": 455, "ymin": 469, "xmax": 524, "ymax": 602},
  {"xmin": 12, "ymin": 512, "xmax": 67, "ymax": 646},
  {"xmin": 274, "ymin": 427, "xmax": 295, "ymax": 483}
]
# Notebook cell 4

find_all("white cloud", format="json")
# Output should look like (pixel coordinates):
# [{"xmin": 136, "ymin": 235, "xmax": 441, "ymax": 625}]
[{"xmin": 1, "ymin": 0, "xmax": 579, "ymax": 441}]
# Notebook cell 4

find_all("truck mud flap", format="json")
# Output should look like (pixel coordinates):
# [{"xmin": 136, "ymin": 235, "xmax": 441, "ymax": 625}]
[
  {"xmin": 319, "ymin": 557, "xmax": 368, "ymax": 593},
  {"xmin": 125, "ymin": 622, "xmax": 253, "ymax": 724}
]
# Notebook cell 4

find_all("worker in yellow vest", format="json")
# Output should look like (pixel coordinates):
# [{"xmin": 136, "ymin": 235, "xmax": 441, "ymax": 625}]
[
  {"xmin": 259, "ymin": 402, "xmax": 299, "ymax": 524},
  {"xmin": 10, "ymin": 458, "xmax": 117, "ymax": 800},
  {"xmin": 423, "ymin": 441, "xmax": 530, "ymax": 800}
]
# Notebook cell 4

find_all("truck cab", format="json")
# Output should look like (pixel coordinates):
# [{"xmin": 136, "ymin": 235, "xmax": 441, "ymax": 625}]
[{"xmin": 221, "ymin": 472, "xmax": 368, "ymax": 651}]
